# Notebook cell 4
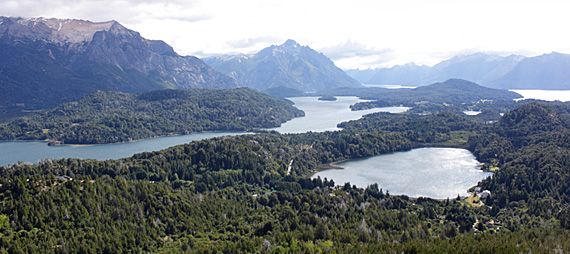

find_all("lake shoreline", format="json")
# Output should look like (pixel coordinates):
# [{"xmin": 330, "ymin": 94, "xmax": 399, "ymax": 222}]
[
  {"xmin": 7, "ymin": 130, "xmax": 255, "ymax": 147},
  {"xmin": 317, "ymin": 161, "xmax": 346, "ymax": 171},
  {"xmin": 312, "ymin": 147, "xmax": 493, "ymax": 199}
]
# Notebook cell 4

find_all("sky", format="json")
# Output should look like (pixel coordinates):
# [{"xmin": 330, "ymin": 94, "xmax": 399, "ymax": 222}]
[{"xmin": 2, "ymin": 0, "xmax": 570, "ymax": 69}]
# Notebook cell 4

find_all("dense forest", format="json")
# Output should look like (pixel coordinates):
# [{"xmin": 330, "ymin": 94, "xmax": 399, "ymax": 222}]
[
  {"xmin": 1, "ymin": 101, "xmax": 570, "ymax": 252},
  {"xmin": 0, "ymin": 88, "xmax": 304, "ymax": 144}
]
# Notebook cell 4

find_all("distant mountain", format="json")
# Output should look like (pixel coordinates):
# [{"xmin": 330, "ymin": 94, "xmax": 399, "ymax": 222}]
[
  {"xmin": 343, "ymin": 68, "xmax": 378, "ymax": 84},
  {"xmin": 364, "ymin": 63, "xmax": 430, "ymax": 86},
  {"xmin": 427, "ymin": 53, "xmax": 524, "ymax": 86},
  {"xmin": 0, "ymin": 17, "xmax": 237, "ymax": 111},
  {"xmin": 204, "ymin": 39, "xmax": 362, "ymax": 92},
  {"xmin": 321, "ymin": 79, "xmax": 522, "ymax": 110},
  {"xmin": 409, "ymin": 78, "xmax": 522, "ymax": 103},
  {"xmin": 490, "ymin": 52, "xmax": 570, "ymax": 90},
  {"xmin": 0, "ymin": 88, "xmax": 303, "ymax": 144},
  {"xmin": 348, "ymin": 53, "xmax": 525, "ymax": 87}
]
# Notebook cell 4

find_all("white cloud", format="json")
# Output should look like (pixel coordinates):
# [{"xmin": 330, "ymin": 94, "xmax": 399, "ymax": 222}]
[
  {"xmin": 226, "ymin": 36, "xmax": 283, "ymax": 50},
  {"xmin": 2, "ymin": 0, "xmax": 570, "ymax": 69},
  {"xmin": 317, "ymin": 40, "xmax": 396, "ymax": 69}
]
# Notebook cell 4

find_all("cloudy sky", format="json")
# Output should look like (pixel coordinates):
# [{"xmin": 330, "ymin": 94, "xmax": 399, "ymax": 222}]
[{"xmin": 2, "ymin": 0, "xmax": 569, "ymax": 69}]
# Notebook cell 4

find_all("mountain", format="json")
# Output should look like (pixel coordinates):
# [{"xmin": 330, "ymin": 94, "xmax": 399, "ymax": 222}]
[
  {"xmin": 427, "ymin": 53, "xmax": 524, "ymax": 86},
  {"xmin": 364, "ymin": 63, "xmax": 430, "ymax": 86},
  {"xmin": 349, "ymin": 53, "xmax": 524, "ymax": 87},
  {"xmin": 348, "ymin": 52, "xmax": 570, "ymax": 90},
  {"xmin": 0, "ymin": 88, "xmax": 303, "ymax": 144},
  {"xmin": 204, "ymin": 39, "xmax": 363, "ymax": 92},
  {"xmin": 321, "ymin": 78, "xmax": 522, "ymax": 105},
  {"xmin": 489, "ymin": 52, "xmax": 570, "ymax": 90},
  {"xmin": 0, "ymin": 17, "xmax": 237, "ymax": 111},
  {"xmin": 410, "ymin": 78, "xmax": 522, "ymax": 102}
]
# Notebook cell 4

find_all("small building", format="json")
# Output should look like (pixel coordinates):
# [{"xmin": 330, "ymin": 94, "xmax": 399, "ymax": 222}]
[{"xmin": 480, "ymin": 190, "xmax": 491, "ymax": 199}]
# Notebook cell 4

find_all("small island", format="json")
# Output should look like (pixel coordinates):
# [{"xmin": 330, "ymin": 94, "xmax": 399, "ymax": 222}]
[{"xmin": 318, "ymin": 95, "xmax": 337, "ymax": 101}]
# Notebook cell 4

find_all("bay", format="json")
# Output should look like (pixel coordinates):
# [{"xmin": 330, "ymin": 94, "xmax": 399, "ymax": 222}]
[
  {"xmin": 0, "ymin": 132, "xmax": 244, "ymax": 166},
  {"xmin": 312, "ymin": 148, "xmax": 493, "ymax": 199},
  {"xmin": 0, "ymin": 96, "xmax": 407, "ymax": 166},
  {"xmin": 269, "ymin": 97, "xmax": 409, "ymax": 134}
]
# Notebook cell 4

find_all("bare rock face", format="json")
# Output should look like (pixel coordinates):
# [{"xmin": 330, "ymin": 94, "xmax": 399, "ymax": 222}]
[
  {"xmin": 0, "ymin": 17, "xmax": 237, "ymax": 110},
  {"xmin": 0, "ymin": 17, "xmax": 116, "ymax": 44}
]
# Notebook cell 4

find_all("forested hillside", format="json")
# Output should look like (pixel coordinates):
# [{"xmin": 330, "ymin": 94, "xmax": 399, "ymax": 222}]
[
  {"xmin": 1, "ymin": 102, "xmax": 570, "ymax": 252},
  {"xmin": 321, "ymin": 79, "xmax": 522, "ymax": 114},
  {"xmin": 469, "ymin": 103, "xmax": 570, "ymax": 220},
  {"xmin": 0, "ymin": 88, "xmax": 303, "ymax": 144}
]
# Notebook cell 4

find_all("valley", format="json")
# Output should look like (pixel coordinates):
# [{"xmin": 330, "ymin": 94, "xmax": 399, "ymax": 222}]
[{"xmin": 1, "ymin": 15, "xmax": 570, "ymax": 253}]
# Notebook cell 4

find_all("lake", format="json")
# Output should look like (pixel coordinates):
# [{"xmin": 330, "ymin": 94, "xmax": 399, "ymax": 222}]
[
  {"xmin": 0, "ymin": 132, "xmax": 245, "ymax": 166},
  {"xmin": 312, "ymin": 148, "xmax": 493, "ymax": 199},
  {"xmin": 0, "ymin": 96, "xmax": 407, "ymax": 166},
  {"xmin": 268, "ymin": 97, "xmax": 409, "ymax": 133},
  {"xmin": 511, "ymin": 89, "xmax": 570, "ymax": 102}
]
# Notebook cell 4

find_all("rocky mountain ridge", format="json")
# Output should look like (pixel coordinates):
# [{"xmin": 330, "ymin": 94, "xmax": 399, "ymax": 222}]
[
  {"xmin": 205, "ymin": 39, "xmax": 362, "ymax": 92},
  {"xmin": 0, "ymin": 16, "xmax": 237, "ymax": 112}
]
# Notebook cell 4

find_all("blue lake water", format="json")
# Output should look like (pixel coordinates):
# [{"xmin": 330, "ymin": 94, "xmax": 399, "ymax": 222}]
[
  {"xmin": 0, "ymin": 132, "xmax": 245, "ymax": 166},
  {"xmin": 267, "ymin": 97, "xmax": 409, "ymax": 133},
  {"xmin": 312, "ymin": 148, "xmax": 493, "ymax": 199},
  {"xmin": 0, "ymin": 96, "xmax": 406, "ymax": 166},
  {"xmin": 510, "ymin": 89, "xmax": 570, "ymax": 102}
]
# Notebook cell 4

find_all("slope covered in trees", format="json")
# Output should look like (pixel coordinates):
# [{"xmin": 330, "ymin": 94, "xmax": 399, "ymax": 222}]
[
  {"xmin": 0, "ymin": 88, "xmax": 304, "ymax": 144},
  {"xmin": 468, "ymin": 103, "xmax": 570, "ymax": 217},
  {"xmin": 1, "ymin": 102, "xmax": 570, "ymax": 252},
  {"xmin": 321, "ymin": 79, "xmax": 522, "ymax": 114}
]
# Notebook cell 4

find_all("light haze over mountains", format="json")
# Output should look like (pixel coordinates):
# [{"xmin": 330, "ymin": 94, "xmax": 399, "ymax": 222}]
[
  {"xmin": 346, "ymin": 52, "xmax": 570, "ymax": 90},
  {"xmin": 204, "ymin": 39, "xmax": 362, "ymax": 93},
  {"xmin": 2, "ymin": 15, "xmax": 570, "ymax": 116}
]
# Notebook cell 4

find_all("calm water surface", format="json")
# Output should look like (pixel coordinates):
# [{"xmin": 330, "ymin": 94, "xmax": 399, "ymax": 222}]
[
  {"xmin": 0, "ymin": 132, "xmax": 244, "ymax": 166},
  {"xmin": 312, "ymin": 148, "xmax": 493, "ymax": 199},
  {"xmin": 269, "ymin": 97, "xmax": 409, "ymax": 133},
  {"xmin": 0, "ymin": 96, "xmax": 407, "ymax": 165},
  {"xmin": 511, "ymin": 89, "xmax": 570, "ymax": 102}
]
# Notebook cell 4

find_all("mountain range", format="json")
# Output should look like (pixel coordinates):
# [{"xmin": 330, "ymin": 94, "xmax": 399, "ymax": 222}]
[
  {"xmin": 0, "ymin": 17, "xmax": 237, "ymax": 111},
  {"xmin": 204, "ymin": 39, "xmax": 362, "ymax": 93},
  {"xmin": 347, "ymin": 52, "xmax": 570, "ymax": 90}
]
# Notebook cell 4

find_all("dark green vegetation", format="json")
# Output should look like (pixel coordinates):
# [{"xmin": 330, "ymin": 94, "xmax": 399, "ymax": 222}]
[
  {"xmin": 326, "ymin": 79, "xmax": 533, "ymax": 123},
  {"xmin": 1, "ymin": 101, "xmax": 570, "ymax": 252},
  {"xmin": 262, "ymin": 86, "xmax": 304, "ymax": 98},
  {"xmin": 0, "ymin": 88, "xmax": 303, "ymax": 144},
  {"xmin": 317, "ymin": 95, "xmax": 337, "ymax": 101},
  {"xmin": 322, "ymin": 79, "xmax": 522, "ymax": 112}
]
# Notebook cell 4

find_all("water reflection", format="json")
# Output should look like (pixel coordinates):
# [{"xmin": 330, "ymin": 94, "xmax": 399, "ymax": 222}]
[{"xmin": 312, "ymin": 148, "xmax": 492, "ymax": 199}]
